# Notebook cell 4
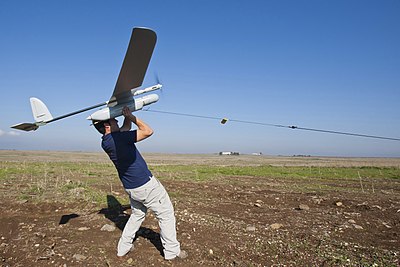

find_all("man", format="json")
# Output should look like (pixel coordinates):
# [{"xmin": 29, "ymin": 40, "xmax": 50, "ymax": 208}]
[{"xmin": 93, "ymin": 106, "xmax": 187, "ymax": 260}]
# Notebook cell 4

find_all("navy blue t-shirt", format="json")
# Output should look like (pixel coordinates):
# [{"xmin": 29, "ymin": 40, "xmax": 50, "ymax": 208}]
[{"xmin": 101, "ymin": 130, "xmax": 152, "ymax": 189}]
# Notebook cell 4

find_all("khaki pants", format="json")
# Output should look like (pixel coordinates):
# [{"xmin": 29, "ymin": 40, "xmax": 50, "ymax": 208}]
[{"xmin": 117, "ymin": 177, "xmax": 181, "ymax": 259}]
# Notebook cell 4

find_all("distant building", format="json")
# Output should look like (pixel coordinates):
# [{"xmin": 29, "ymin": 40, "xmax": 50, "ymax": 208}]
[
  {"xmin": 219, "ymin": 151, "xmax": 240, "ymax": 156},
  {"xmin": 251, "ymin": 152, "xmax": 263, "ymax": 156}
]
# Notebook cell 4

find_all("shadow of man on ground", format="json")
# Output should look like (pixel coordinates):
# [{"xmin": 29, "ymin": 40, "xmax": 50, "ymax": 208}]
[
  {"xmin": 98, "ymin": 195, "xmax": 163, "ymax": 256},
  {"xmin": 98, "ymin": 195, "xmax": 130, "ymax": 230}
]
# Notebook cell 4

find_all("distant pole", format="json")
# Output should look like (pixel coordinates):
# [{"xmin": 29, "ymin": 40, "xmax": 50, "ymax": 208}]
[{"xmin": 358, "ymin": 171, "xmax": 365, "ymax": 193}]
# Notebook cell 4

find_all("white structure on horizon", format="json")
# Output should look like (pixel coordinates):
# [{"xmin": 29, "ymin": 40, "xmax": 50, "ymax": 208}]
[{"xmin": 219, "ymin": 151, "xmax": 240, "ymax": 156}]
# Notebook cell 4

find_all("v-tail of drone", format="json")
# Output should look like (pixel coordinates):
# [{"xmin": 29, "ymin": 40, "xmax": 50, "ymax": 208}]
[{"xmin": 11, "ymin": 27, "xmax": 160, "ymax": 131}]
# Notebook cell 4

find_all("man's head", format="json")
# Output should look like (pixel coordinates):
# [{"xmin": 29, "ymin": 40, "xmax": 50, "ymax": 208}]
[
  {"xmin": 93, "ymin": 118, "xmax": 119, "ymax": 135},
  {"xmin": 93, "ymin": 120, "xmax": 106, "ymax": 134}
]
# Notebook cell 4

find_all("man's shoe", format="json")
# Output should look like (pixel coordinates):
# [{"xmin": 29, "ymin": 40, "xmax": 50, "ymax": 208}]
[
  {"xmin": 177, "ymin": 250, "xmax": 188, "ymax": 259},
  {"xmin": 117, "ymin": 245, "xmax": 134, "ymax": 257},
  {"xmin": 166, "ymin": 250, "xmax": 188, "ymax": 261}
]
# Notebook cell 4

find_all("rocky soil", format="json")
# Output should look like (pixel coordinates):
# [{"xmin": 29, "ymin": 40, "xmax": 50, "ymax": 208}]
[{"xmin": 0, "ymin": 151, "xmax": 399, "ymax": 266}]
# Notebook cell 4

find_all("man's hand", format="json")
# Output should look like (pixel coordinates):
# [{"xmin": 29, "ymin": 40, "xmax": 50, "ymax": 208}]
[
  {"xmin": 121, "ymin": 106, "xmax": 153, "ymax": 142},
  {"xmin": 122, "ymin": 106, "xmax": 136, "ymax": 122},
  {"xmin": 120, "ymin": 106, "xmax": 133, "ymax": 132}
]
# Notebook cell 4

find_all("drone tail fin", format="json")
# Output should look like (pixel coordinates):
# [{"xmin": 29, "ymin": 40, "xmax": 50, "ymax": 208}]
[{"xmin": 30, "ymin": 97, "xmax": 53, "ymax": 123}]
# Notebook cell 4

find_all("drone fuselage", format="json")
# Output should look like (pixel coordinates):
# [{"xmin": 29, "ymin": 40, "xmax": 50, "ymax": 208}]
[
  {"xmin": 86, "ymin": 84, "xmax": 161, "ymax": 121},
  {"xmin": 87, "ymin": 93, "xmax": 159, "ymax": 121}
]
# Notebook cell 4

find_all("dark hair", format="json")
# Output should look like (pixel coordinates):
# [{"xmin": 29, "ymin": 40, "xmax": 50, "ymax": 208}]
[{"xmin": 93, "ymin": 120, "xmax": 107, "ymax": 134}]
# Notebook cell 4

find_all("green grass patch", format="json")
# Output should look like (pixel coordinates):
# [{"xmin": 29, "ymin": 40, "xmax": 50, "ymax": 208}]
[
  {"xmin": 150, "ymin": 164, "xmax": 400, "ymax": 181},
  {"xmin": 150, "ymin": 164, "xmax": 400, "ymax": 194},
  {"xmin": 1, "ymin": 161, "xmax": 399, "ymax": 204}
]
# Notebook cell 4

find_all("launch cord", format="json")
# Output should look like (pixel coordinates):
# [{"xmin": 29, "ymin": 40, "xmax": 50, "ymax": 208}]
[{"xmin": 143, "ymin": 109, "xmax": 400, "ymax": 142}]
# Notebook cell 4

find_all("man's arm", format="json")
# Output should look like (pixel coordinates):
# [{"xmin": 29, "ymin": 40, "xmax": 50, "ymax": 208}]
[{"xmin": 122, "ymin": 106, "xmax": 153, "ymax": 142}]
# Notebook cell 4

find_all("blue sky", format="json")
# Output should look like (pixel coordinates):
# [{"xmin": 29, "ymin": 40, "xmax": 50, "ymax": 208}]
[{"xmin": 1, "ymin": 0, "xmax": 399, "ymax": 156}]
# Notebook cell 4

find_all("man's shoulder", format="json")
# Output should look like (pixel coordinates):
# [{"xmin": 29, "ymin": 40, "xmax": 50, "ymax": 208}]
[
  {"xmin": 117, "ymin": 130, "xmax": 136, "ymax": 136},
  {"xmin": 103, "ymin": 130, "xmax": 137, "ymax": 143},
  {"xmin": 103, "ymin": 130, "xmax": 135, "ymax": 136},
  {"xmin": 118, "ymin": 130, "xmax": 137, "ymax": 142}
]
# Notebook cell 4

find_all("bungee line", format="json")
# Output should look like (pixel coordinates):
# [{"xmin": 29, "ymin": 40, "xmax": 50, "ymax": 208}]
[{"xmin": 143, "ymin": 109, "xmax": 400, "ymax": 142}]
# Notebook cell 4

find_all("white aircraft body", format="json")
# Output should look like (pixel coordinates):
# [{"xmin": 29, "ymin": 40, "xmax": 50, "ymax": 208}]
[{"xmin": 11, "ymin": 27, "xmax": 161, "ymax": 131}]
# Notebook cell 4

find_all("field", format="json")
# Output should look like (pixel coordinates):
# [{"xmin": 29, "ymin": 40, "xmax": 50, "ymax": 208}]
[{"xmin": 0, "ymin": 150, "xmax": 399, "ymax": 266}]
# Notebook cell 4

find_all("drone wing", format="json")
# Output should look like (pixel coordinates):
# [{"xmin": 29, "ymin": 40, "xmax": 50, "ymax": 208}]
[{"xmin": 108, "ymin": 27, "xmax": 157, "ymax": 106}]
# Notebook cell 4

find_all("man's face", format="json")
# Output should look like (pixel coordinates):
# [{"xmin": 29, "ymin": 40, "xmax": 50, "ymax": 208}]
[{"xmin": 106, "ymin": 118, "xmax": 119, "ymax": 132}]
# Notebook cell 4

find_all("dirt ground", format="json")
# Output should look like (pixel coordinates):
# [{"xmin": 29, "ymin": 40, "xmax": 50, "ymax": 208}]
[{"xmin": 0, "ymin": 151, "xmax": 399, "ymax": 266}]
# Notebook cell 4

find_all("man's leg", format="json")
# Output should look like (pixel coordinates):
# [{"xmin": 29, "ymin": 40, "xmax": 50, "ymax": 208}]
[
  {"xmin": 117, "ymin": 194, "xmax": 147, "ymax": 256},
  {"xmin": 145, "ymin": 177, "xmax": 181, "ymax": 260}
]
